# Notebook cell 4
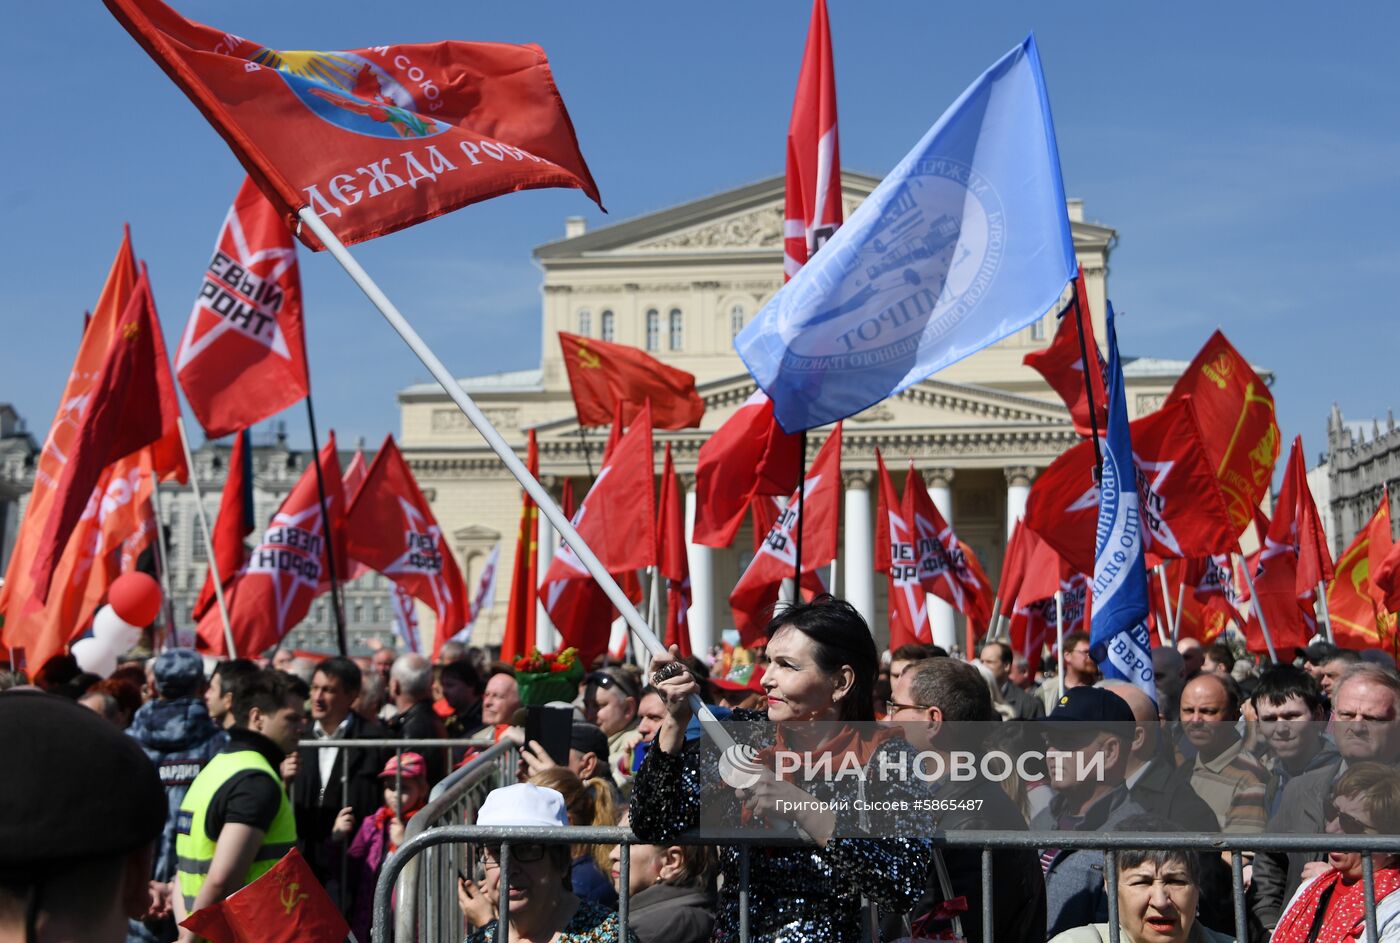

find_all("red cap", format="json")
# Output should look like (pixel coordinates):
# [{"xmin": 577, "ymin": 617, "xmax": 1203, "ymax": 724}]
[
  {"xmin": 378, "ymin": 752, "xmax": 427, "ymax": 780},
  {"xmin": 711, "ymin": 662, "xmax": 765, "ymax": 694}
]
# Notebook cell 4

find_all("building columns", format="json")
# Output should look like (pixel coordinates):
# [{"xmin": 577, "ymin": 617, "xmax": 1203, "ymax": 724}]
[
  {"xmin": 1005, "ymin": 466, "xmax": 1036, "ymax": 539},
  {"xmin": 843, "ymin": 471, "xmax": 875, "ymax": 631},
  {"xmin": 925, "ymin": 468, "xmax": 957, "ymax": 651},
  {"xmin": 683, "ymin": 477, "xmax": 715, "ymax": 656}
]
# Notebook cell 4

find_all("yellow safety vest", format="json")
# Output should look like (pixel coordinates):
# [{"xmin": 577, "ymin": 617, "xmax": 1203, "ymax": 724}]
[{"xmin": 175, "ymin": 749, "xmax": 297, "ymax": 913}]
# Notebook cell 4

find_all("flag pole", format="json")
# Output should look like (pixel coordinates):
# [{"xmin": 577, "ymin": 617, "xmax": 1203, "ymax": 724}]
[
  {"xmin": 176, "ymin": 418, "xmax": 236, "ymax": 658},
  {"xmin": 989, "ymin": 594, "xmax": 1001, "ymax": 643},
  {"xmin": 793, "ymin": 431, "xmax": 808, "ymax": 592},
  {"xmin": 1155, "ymin": 566, "xmax": 1174, "ymax": 647},
  {"xmin": 576, "ymin": 427, "xmax": 594, "ymax": 479},
  {"xmin": 149, "ymin": 470, "xmax": 178, "ymax": 651},
  {"xmin": 1054, "ymin": 589, "xmax": 1065, "ymax": 698},
  {"xmin": 1069, "ymin": 290, "xmax": 1104, "ymax": 479},
  {"xmin": 295, "ymin": 208, "xmax": 736, "ymax": 751},
  {"xmin": 1316, "ymin": 580, "xmax": 1334, "ymax": 645},
  {"xmin": 1236, "ymin": 552, "xmax": 1279, "ymax": 664},
  {"xmin": 302, "ymin": 396, "xmax": 348, "ymax": 656},
  {"xmin": 1172, "ymin": 582, "xmax": 1186, "ymax": 645}
]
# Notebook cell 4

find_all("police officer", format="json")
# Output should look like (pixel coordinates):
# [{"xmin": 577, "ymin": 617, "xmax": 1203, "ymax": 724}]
[{"xmin": 173, "ymin": 670, "xmax": 305, "ymax": 941}]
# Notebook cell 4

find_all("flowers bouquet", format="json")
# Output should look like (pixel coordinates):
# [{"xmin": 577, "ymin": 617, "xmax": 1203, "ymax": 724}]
[{"xmin": 513, "ymin": 647, "xmax": 584, "ymax": 706}]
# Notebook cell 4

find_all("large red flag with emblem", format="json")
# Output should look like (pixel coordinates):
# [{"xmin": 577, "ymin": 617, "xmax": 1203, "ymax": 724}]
[
  {"xmin": 347, "ymin": 436, "xmax": 469, "ymax": 657},
  {"xmin": 1023, "ymin": 398, "xmax": 1236, "ymax": 575},
  {"xmin": 1328, "ymin": 495, "xmax": 1398, "ymax": 652},
  {"xmin": 201, "ymin": 436, "xmax": 345, "ymax": 656},
  {"xmin": 657, "ymin": 444, "xmax": 692, "ymax": 657},
  {"xmin": 729, "ymin": 425, "xmax": 841, "ymax": 644},
  {"xmin": 693, "ymin": 391, "xmax": 803, "ymax": 548},
  {"xmin": 1010, "ymin": 572, "xmax": 1087, "ymax": 662},
  {"xmin": 1165, "ymin": 331, "xmax": 1280, "ymax": 536},
  {"xmin": 783, "ymin": 0, "xmax": 842, "ymax": 280},
  {"xmin": 180, "ymin": 848, "xmax": 348, "ymax": 943},
  {"xmin": 177, "ymin": 178, "xmax": 310, "ymax": 439},
  {"xmin": 30, "ymin": 268, "xmax": 180, "ymax": 604},
  {"xmin": 194, "ymin": 430, "xmax": 254, "ymax": 621},
  {"xmin": 1370, "ymin": 489, "xmax": 1400, "ymax": 615},
  {"xmin": 558, "ymin": 332, "xmax": 704, "ymax": 431},
  {"xmin": 499, "ymin": 431, "xmax": 539, "ymax": 662},
  {"xmin": 105, "ymin": 0, "xmax": 601, "ymax": 250},
  {"xmin": 874, "ymin": 451, "xmax": 928, "ymax": 649},
  {"xmin": 905, "ymin": 465, "xmax": 993, "ymax": 635},
  {"xmin": 1022, "ymin": 269, "xmax": 1108, "ymax": 438},
  {"xmin": 540, "ymin": 403, "xmax": 656, "ymax": 664}
]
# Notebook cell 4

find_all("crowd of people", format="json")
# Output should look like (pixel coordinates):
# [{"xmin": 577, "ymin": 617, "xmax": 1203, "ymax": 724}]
[{"xmin": 2, "ymin": 597, "xmax": 1400, "ymax": 943}]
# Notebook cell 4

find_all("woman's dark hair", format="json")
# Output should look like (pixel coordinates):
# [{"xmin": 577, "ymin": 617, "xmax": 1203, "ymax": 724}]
[
  {"xmin": 765, "ymin": 594, "xmax": 878, "ymax": 722},
  {"xmin": 1113, "ymin": 814, "xmax": 1202, "ymax": 885}
]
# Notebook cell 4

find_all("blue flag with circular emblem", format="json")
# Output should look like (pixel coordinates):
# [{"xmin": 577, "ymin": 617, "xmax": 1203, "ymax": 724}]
[{"xmin": 735, "ymin": 34, "xmax": 1077, "ymax": 433}]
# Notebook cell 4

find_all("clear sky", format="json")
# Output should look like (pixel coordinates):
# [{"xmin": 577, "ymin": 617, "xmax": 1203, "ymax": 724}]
[{"xmin": 3, "ymin": 2, "xmax": 1397, "ymax": 465}]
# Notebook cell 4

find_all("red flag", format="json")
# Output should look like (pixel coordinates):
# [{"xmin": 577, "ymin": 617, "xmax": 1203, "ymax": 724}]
[
  {"xmin": 558, "ymin": 332, "xmax": 704, "ymax": 430},
  {"xmin": 179, "ymin": 848, "xmax": 349, "ymax": 943},
  {"xmin": 176, "ymin": 178, "xmax": 310, "ymax": 438},
  {"xmin": 1281, "ymin": 437, "xmax": 1334, "ymax": 594},
  {"xmin": 105, "ymin": 0, "xmax": 602, "ymax": 250},
  {"xmin": 995, "ymin": 522, "xmax": 1030, "ymax": 621},
  {"xmin": 1187, "ymin": 554, "xmax": 1243, "ymax": 607},
  {"xmin": 499, "ymin": 431, "xmax": 539, "ymax": 662},
  {"xmin": 341, "ymin": 446, "xmax": 371, "ymax": 580},
  {"xmin": 541, "ymin": 403, "xmax": 656, "ymax": 664},
  {"xmin": 729, "ymin": 425, "xmax": 841, "ymax": 644},
  {"xmin": 1022, "ymin": 269, "xmax": 1108, "ymax": 437},
  {"xmin": 783, "ymin": 0, "xmax": 842, "ymax": 280},
  {"xmin": 874, "ymin": 451, "xmax": 929, "ymax": 649},
  {"xmin": 1327, "ymin": 496, "xmax": 1398, "ymax": 651},
  {"xmin": 905, "ymin": 465, "xmax": 993, "ymax": 634},
  {"xmin": 116, "ymin": 458, "xmax": 160, "ymax": 576},
  {"xmin": 1245, "ymin": 506, "xmax": 1316, "ymax": 657},
  {"xmin": 1023, "ymin": 398, "xmax": 1236, "ymax": 575},
  {"xmin": 657, "ymin": 444, "xmax": 692, "ymax": 657},
  {"xmin": 201, "ymin": 435, "xmax": 345, "ymax": 656},
  {"xmin": 1016, "ymin": 529, "xmax": 1073, "ymax": 611},
  {"xmin": 1165, "ymin": 331, "xmax": 1280, "ymax": 536},
  {"xmin": 347, "ymin": 436, "xmax": 469, "ymax": 658},
  {"xmin": 1370, "ymin": 489, "xmax": 1400, "ymax": 614},
  {"xmin": 194, "ymin": 430, "xmax": 254, "ymax": 621},
  {"xmin": 1010, "ymin": 573, "xmax": 1087, "ymax": 662},
  {"xmin": 693, "ymin": 391, "xmax": 803, "ymax": 547},
  {"xmin": 30, "ymin": 268, "xmax": 179, "ymax": 604}
]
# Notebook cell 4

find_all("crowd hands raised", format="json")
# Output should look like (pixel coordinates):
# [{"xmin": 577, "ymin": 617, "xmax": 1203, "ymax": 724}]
[{"xmin": 4, "ymin": 599, "xmax": 1400, "ymax": 943}]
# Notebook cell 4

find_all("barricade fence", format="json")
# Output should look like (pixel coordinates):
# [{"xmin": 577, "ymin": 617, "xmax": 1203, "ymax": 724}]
[{"xmin": 370, "ymin": 825, "xmax": 1400, "ymax": 943}]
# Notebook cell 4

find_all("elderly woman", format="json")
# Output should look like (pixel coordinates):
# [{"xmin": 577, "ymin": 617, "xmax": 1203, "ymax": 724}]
[
  {"xmin": 1048, "ymin": 815, "xmax": 1233, "ymax": 943},
  {"xmin": 459, "ymin": 783, "xmax": 637, "ymax": 943},
  {"xmin": 608, "ymin": 808, "xmax": 716, "ymax": 943},
  {"xmin": 632, "ymin": 595, "xmax": 933, "ymax": 943},
  {"xmin": 1273, "ymin": 762, "xmax": 1400, "ymax": 942}
]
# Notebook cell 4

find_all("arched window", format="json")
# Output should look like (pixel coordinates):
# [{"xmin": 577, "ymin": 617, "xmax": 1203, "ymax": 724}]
[
  {"xmin": 669, "ymin": 309, "xmax": 684, "ymax": 350},
  {"xmin": 601, "ymin": 310, "xmax": 615, "ymax": 342},
  {"xmin": 1030, "ymin": 318, "xmax": 1047, "ymax": 341},
  {"xmin": 645, "ymin": 309, "xmax": 660, "ymax": 351},
  {"xmin": 577, "ymin": 309, "xmax": 592, "ymax": 336},
  {"xmin": 729, "ymin": 303, "xmax": 746, "ymax": 339}
]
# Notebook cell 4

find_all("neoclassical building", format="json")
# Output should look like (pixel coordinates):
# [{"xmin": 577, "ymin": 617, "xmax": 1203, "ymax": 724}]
[{"xmin": 398, "ymin": 171, "xmax": 1190, "ymax": 655}]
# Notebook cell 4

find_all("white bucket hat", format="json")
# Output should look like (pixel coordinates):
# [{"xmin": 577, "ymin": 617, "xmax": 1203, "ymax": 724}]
[{"xmin": 476, "ymin": 783, "xmax": 570, "ymax": 829}]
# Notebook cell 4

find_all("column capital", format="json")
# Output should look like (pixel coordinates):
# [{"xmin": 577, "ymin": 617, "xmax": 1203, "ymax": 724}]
[
  {"xmin": 679, "ymin": 472, "xmax": 698, "ymax": 491},
  {"xmin": 1004, "ymin": 465, "xmax": 1038, "ymax": 487},
  {"xmin": 842, "ymin": 469, "xmax": 874, "ymax": 489},
  {"xmin": 538, "ymin": 473, "xmax": 560, "ymax": 490},
  {"xmin": 923, "ymin": 467, "xmax": 956, "ymax": 489}
]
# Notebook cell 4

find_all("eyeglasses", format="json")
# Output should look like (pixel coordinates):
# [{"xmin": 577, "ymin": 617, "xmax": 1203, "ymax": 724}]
[
  {"xmin": 1325, "ymin": 799, "xmax": 1377, "ymax": 836},
  {"xmin": 478, "ymin": 843, "xmax": 547, "ymax": 868},
  {"xmin": 588, "ymin": 671, "xmax": 639, "ymax": 700},
  {"xmin": 885, "ymin": 700, "xmax": 925, "ymax": 717}
]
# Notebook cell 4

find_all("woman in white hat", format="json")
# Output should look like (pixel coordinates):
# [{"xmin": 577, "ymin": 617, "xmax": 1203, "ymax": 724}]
[{"xmin": 459, "ymin": 782, "xmax": 637, "ymax": 943}]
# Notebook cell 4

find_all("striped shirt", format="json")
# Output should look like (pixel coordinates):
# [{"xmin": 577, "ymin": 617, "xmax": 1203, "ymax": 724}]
[{"xmin": 1189, "ymin": 736, "xmax": 1268, "ymax": 833}]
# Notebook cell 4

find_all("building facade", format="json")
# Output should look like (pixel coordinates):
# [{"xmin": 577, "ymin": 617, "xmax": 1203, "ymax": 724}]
[
  {"xmin": 1323, "ymin": 404, "xmax": 1400, "ymax": 557},
  {"xmin": 398, "ymin": 172, "xmax": 1189, "ymax": 654}
]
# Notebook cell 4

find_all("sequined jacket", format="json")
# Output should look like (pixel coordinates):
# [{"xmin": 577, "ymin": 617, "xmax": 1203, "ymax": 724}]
[{"xmin": 630, "ymin": 710, "xmax": 934, "ymax": 943}]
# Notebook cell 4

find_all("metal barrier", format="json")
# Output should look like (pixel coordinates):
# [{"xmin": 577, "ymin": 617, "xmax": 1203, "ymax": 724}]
[{"xmin": 370, "ymin": 825, "xmax": 1400, "ymax": 943}]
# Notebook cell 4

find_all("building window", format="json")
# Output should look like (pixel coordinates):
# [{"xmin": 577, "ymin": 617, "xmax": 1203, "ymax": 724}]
[
  {"xmin": 669, "ymin": 309, "xmax": 684, "ymax": 350},
  {"xmin": 601, "ymin": 310, "xmax": 615, "ymax": 342},
  {"xmin": 729, "ymin": 303, "xmax": 746, "ymax": 338},
  {"xmin": 645, "ymin": 309, "xmax": 659, "ymax": 351},
  {"xmin": 1030, "ymin": 318, "xmax": 1047, "ymax": 341},
  {"xmin": 577, "ymin": 309, "xmax": 591, "ymax": 336},
  {"xmin": 354, "ymin": 603, "xmax": 365, "ymax": 623}
]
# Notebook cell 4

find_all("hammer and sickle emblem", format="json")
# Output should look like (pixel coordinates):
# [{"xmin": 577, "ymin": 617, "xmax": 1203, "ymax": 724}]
[
  {"xmin": 122, "ymin": 322, "xmax": 141, "ymax": 341},
  {"xmin": 280, "ymin": 882, "xmax": 309, "ymax": 914},
  {"xmin": 576, "ymin": 341, "xmax": 601, "ymax": 369}
]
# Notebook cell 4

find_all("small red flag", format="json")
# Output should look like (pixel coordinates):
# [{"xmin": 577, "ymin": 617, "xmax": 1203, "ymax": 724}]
[
  {"xmin": 30, "ymin": 268, "xmax": 179, "ymax": 603},
  {"xmin": 657, "ymin": 444, "xmax": 692, "ymax": 657},
  {"xmin": 729, "ymin": 425, "xmax": 841, "ymax": 644},
  {"xmin": 341, "ymin": 447, "xmax": 372, "ymax": 580},
  {"xmin": 995, "ymin": 523, "xmax": 1030, "ymax": 622},
  {"xmin": 202, "ymin": 435, "xmax": 345, "ymax": 656},
  {"xmin": 1009, "ymin": 572, "xmax": 1087, "ymax": 662},
  {"xmin": 499, "ymin": 431, "xmax": 540, "ymax": 662},
  {"xmin": 693, "ymin": 391, "xmax": 803, "ymax": 548},
  {"xmin": 347, "ymin": 436, "xmax": 470, "ymax": 657},
  {"xmin": 1023, "ymin": 398, "xmax": 1236, "ymax": 575},
  {"xmin": 177, "ymin": 178, "xmax": 310, "ymax": 438},
  {"xmin": 194, "ymin": 430, "xmax": 254, "ymax": 621},
  {"xmin": 1327, "ymin": 495, "xmax": 1397, "ymax": 651},
  {"xmin": 905, "ymin": 465, "xmax": 993, "ymax": 635},
  {"xmin": 1279, "ymin": 437, "xmax": 1334, "ymax": 594},
  {"xmin": 1245, "ymin": 506, "xmax": 1316, "ymax": 657},
  {"xmin": 783, "ymin": 0, "xmax": 842, "ymax": 280},
  {"xmin": 558, "ymin": 332, "xmax": 704, "ymax": 431},
  {"xmin": 104, "ymin": 0, "xmax": 602, "ymax": 249},
  {"xmin": 874, "ymin": 451, "xmax": 928, "ymax": 649},
  {"xmin": 180, "ymin": 848, "xmax": 349, "ymax": 943},
  {"xmin": 1165, "ymin": 331, "xmax": 1280, "ymax": 536},
  {"xmin": 1022, "ymin": 269, "xmax": 1108, "ymax": 437},
  {"xmin": 1370, "ymin": 489, "xmax": 1400, "ymax": 615}
]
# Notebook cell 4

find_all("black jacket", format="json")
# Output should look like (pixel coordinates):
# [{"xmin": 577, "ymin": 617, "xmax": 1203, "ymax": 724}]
[{"xmin": 292, "ymin": 712, "xmax": 390, "ymax": 893}]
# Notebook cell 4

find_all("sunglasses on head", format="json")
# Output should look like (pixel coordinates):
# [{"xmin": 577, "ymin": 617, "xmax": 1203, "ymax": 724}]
[
  {"xmin": 589, "ymin": 671, "xmax": 638, "ymax": 699},
  {"xmin": 1325, "ymin": 799, "xmax": 1376, "ymax": 835}
]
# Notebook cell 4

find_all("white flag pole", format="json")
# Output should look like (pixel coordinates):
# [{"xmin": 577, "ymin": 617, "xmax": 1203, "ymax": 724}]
[
  {"xmin": 1172, "ymin": 581, "xmax": 1186, "ymax": 646},
  {"xmin": 296, "ymin": 208, "xmax": 733, "ymax": 749},
  {"xmin": 1055, "ymin": 589, "xmax": 1065, "ymax": 699},
  {"xmin": 149, "ymin": 470, "xmax": 178, "ymax": 651},
  {"xmin": 176, "ymin": 418, "xmax": 236, "ymax": 658},
  {"xmin": 1316, "ymin": 579, "xmax": 1335, "ymax": 645},
  {"xmin": 1154, "ymin": 565, "xmax": 1173, "ymax": 647},
  {"xmin": 1236, "ymin": 552, "xmax": 1279, "ymax": 664}
]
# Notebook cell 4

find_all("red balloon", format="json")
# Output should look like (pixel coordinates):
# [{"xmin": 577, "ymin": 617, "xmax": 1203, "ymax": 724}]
[{"xmin": 108, "ymin": 572, "xmax": 163, "ymax": 627}]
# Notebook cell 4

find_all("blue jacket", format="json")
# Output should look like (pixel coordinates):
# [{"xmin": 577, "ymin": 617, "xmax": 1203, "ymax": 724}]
[{"xmin": 127, "ymin": 697, "xmax": 229, "ymax": 882}]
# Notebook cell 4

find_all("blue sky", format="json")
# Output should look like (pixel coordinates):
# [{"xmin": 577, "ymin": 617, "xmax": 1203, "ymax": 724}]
[{"xmin": 3, "ymin": 2, "xmax": 1398, "ymax": 464}]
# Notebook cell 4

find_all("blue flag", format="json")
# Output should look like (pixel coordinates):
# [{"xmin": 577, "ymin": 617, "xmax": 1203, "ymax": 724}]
[
  {"xmin": 1089, "ymin": 304, "xmax": 1156, "ymax": 702},
  {"xmin": 735, "ymin": 35, "xmax": 1077, "ymax": 433}
]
